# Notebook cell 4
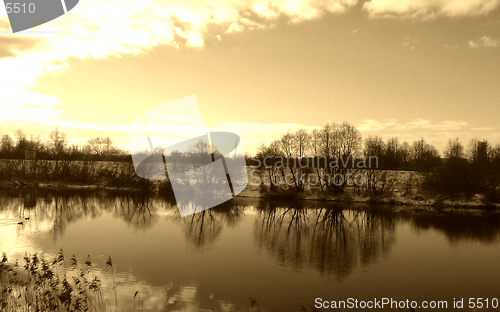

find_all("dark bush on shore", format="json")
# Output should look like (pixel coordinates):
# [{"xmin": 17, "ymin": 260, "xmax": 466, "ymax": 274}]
[
  {"xmin": 259, "ymin": 186, "xmax": 303, "ymax": 202},
  {"xmin": 421, "ymin": 158, "xmax": 500, "ymax": 202}
]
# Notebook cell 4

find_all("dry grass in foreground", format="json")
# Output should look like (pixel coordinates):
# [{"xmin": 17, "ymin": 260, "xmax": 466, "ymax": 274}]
[{"xmin": 0, "ymin": 251, "xmax": 121, "ymax": 312}]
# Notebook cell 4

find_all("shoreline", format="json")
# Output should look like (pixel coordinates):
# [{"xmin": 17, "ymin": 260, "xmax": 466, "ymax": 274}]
[
  {"xmin": 2, "ymin": 179, "xmax": 499, "ymax": 211},
  {"xmin": 0, "ymin": 179, "xmax": 150, "ymax": 193},
  {"xmin": 236, "ymin": 185, "xmax": 500, "ymax": 210}
]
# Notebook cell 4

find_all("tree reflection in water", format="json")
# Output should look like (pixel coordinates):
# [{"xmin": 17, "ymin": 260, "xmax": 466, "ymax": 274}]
[
  {"xmin": 0, "ymin": 187, "xmax": 247, "ymax": 251},
  {"xmin": 1, "ymin": 187, "xmax": 500, "ymax": 253},
  {"xmin": 255, "ymin": 200, "xmax": 396, "ymax": 280},
  {"xmin": 175, "ymin": 200, "xmax": 245, "ymax": 249},
  {"xmin": 0, "ymin": 188, "xmax": 178, "ymax": 237},
  {"xmin": 109, "ymin": 192, "xmax": 176, "ymax": 231},
  {"xmin": 356, "ymin": 208, "xmax": 396, "ymax": 266},
  {"xmin": 401, "ymin": 210, "xmax": 500, "ymax": 243}
]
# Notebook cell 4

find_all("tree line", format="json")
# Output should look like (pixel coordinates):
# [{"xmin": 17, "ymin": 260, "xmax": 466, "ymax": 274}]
[
  {"xmin": 255, "ymin": 121, "xmax": 500, "ymax": 171},
  {"xmin": 2, "ymin": 124, "xmax": 500, "ymax": 200},
  {"xmin": 0, "ymin": 127, "xmax": 128, "ymax": 162},
  {"xmin": 254, "ymin": 121, "xmax": 500, "ymax": 200}
]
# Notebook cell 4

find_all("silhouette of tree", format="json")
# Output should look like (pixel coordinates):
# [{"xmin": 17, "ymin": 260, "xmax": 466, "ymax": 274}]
[
  {"xmin": 411, "ymin": 138, "xmax": 440, "ymax": 171},
  {"xmin": 49, "ymin": 127, "xmax": 67, "ymax": 157},
  {"xmin": 87, "ymin": 137, "xmax": 113, "ymax": 156},
  {"xmin": 15, "ymin": 129, "xmax": 28, "ymax": 158},
  {"xmin": 0, "ymin": 134, "xmax": 14, "ymax": 156},
  {"xmin": 318, "ymin": 121, "xmax": 362, "ymax": 194},
  {"xmin": 400, "ymin": 141, "xmax": 410, "ymax": 170},
  {"xmin": 467, "ymin": 138, "xmax": 491, "ymax": 165},
  {"xmin": 444, "ymin": 138, "xmax": 464, "ymax": 159},
  {"xmin": 364, "ymin": 136, "xmax": 385, "ymax": 168},
  {"xmin": 385, "ymin": 137, "xmax": 401, "ymax": 169}
]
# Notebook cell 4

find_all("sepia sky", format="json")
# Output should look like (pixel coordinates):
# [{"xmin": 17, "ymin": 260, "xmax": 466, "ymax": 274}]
[{"xmin": 1, "ymin": 0, "xmax": 500, "ymax": 154}]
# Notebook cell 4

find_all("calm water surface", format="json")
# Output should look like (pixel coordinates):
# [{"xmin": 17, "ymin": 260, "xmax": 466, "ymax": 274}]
[{"xmin": 1, "ymin": 187, "xmax": 500, "ymax": 311}]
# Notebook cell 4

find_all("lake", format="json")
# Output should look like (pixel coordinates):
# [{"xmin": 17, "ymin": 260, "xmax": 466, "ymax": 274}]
[{"xmin": 1, "ymin": 187, "xmax": 500, "ymax": 311}]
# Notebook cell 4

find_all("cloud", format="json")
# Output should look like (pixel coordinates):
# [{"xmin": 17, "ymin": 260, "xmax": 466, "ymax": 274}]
[
  {"xmin": 250, "ymin": 0, "xmax": 357, "ymax": 22},
  {"xmin": 468, "ymin": 35, "xmax": 499, "ymax": 48},
  {"xmin": 0, "ymin": 17, "xmax": 10, "ymax": 31},
  {"xmin": 0, "ymin": 35, "xmax": 45, "ymax": 59},
  {"xmin": 471, "ymin": 126, "xmax": 495, "ymax": 131},
  {"xmin": 363, "ymin": 0, "xmax": 500, "ymax": 18},
  {"xmin": 356, "ymin": 119, "xmax": 399, "ymax": 131},
  {"xmin": 226, "ymin": 22, "xmax": 245, "ymax": 33},
  {"xmin": 391, "ymin": 119, "xmax": 469, "ymax": 131},
  {"xmin": 0, "ymin": 0, "xmax": 359, "ymax": 125},
  {"xmin": 1, "ymin": 0, "xmax": 498, "ymax": 155},
  {"xmin": 0, "ymin": 88, "xmax": 62, "ymax": 122}
]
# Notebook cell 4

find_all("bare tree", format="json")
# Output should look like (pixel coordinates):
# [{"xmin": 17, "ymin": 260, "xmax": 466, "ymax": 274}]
[
  {"xmin": 362, "ymin": 136, "xmax": 396, "ymax": 196},
  {"xmin": 319, "ymin": 121, "xmax": 362, "ymax": 194},
  {"xmin": 293, "ymin": 129, "xmax": 311, "ymax": 159},
  {"xmin": 410, "ymin": 139, "xmax": 440, "ymax": 171},
  {"xmin": 422, "ymin": 143, "xmax": 440, "ymax": 171},
  {"xmin": 0, "ymin": 134, "xmax": 14, "ymax": 154},
  {"xmin": 277, "ymin": 129, "xmax": 312, "ymax": 192},
  {"xmin": 87, "ymin": 137, "xmax": 115, "ymax": 156},
  {"xmin": 256, "ymin": 140, "xmax": 283, "ymax": 191},
  {"xmin": 49, "ymin": 127, "xmax": 67, "ymax": 156},
  {"xmin": 411, "ymin": 138, "xmax": 426, "ymax": 170},
  {"xmin": 187, "ymin": 139, "xmax": 213, "ymax": 159},
  {"xmin": 399, "ymin": 141, "xmax": 410, "ymax": 170},
  {"xmin": 467, "ymin": 138, "xmax": 490, "ymax": 164},
  {"xmin": 310, "ymin": 129, "xmax": 325, "ymax": 190},
  {"xmin": 491, "ymin": 144, "xmax": 500, "ymax": 173},
  {"xmin": 385, "ymin": 137, "xmax": 401, "ymax": 169},
  {"xmin": 28, "ymin": 134, "xmax": 43, "ymax": 153},
  {"xmin": 444, "ymin": 138, "xmax": 464, "ymax": 159},
  {"xmin": 15, "ymin": 129, "xmax": 28, "ymax": 157},
  {"xmin": 364, "ymin": 136, "xmax": 385, "ymax": 161}
]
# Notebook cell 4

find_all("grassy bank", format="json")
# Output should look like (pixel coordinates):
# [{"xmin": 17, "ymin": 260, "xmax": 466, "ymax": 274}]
[
  {"xmin": 0, "ymin": 159, "xmax": 174, "ymax": 195},
  {"xmin": 239, "ymin": 167, "xmax": 500, "ymax": 209},
  {"xmin": 1, "ymin": 160, "xmax": 498, "ymax": 209}
]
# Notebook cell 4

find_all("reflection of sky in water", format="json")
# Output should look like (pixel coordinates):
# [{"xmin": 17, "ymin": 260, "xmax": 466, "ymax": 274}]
[
  {"xmin": 0, "ymin": 210, "xmax": 53, "ymax": 259},
  {"xmin": 1, "ymin": 189, "xmax": 500, "ymax": 311}
]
